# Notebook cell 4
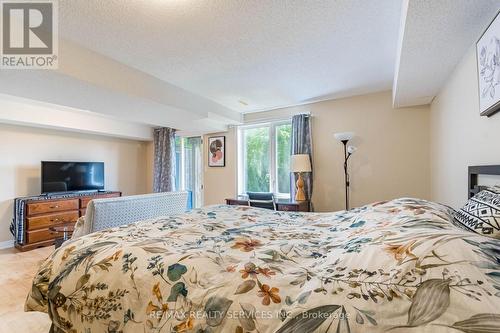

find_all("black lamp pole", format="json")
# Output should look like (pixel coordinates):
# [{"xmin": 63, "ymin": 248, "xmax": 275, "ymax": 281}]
[{"xmin": 341, "ymin": 139, "xmax": 352, "ymax": 210}]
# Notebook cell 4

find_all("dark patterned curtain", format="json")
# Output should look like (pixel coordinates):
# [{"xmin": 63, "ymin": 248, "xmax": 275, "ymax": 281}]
[
  {"xmin": 153, "ymin": 127, "xmax": 176, "ymax": 192},
  {"xmin": 290, "ymin": 114, "xmax": 313, "ymax": 209}
]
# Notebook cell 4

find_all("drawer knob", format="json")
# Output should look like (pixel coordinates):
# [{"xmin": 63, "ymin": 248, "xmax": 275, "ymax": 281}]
[{"xmin": 50, "ymin": 205, "xmax": 60, "ymax": 209}]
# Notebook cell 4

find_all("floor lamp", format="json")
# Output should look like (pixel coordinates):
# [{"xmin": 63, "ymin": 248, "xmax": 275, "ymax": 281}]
[{"xmin": 334, "ymin": 132, "xmax": 356, "ymax": 210}]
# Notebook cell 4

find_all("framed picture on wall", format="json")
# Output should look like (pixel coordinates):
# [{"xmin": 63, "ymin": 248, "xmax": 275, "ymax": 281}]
[
  {"xmin": 208, "ymin": 136, "xmax": 225, "ymax": 167},
  {"xmin": 476, "ymin": 11, "xmax": 500, "ymax": 117}
]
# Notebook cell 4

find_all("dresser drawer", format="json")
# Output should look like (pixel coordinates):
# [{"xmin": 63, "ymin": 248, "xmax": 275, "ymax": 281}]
[
  {"xmin": 26, "ymin": 228, "xmax": 55, "ymax": 244},
  {"xmin": 80, "ymin": 197, "xmax": 91, "ymax": 209},
  {"xmin": 81, "ymin": 193, "xmax": 120, "ymax": 208},
  {"xmin": 27, "ymin": 211, "xmax": 79, "ymax": 231},
  {"xmin": 27, "ymin": 199, "xmax": 79, "ymax": 215}
]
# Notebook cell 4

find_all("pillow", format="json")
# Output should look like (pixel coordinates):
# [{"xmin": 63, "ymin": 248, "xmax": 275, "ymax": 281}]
[
  {"xmin": 71, "ymin": 216, "xmax": 86, "ymax": 239},
  {"xmin": 488, "ymin": 185, "xmax": 500, "ymax": 193},
  {"xmin": 454, "ymin": 188, "xmax": 500, "ymax": 238}
]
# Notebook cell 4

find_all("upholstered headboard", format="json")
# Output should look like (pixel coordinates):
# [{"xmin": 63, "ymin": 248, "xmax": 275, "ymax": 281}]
[
  {"xmin": 72, "ymin": 191, "xmax": 189, "ymax": 238},
  {"xmin": 468, "ymin": 165, "xmax": 500, "ymax": 198}
]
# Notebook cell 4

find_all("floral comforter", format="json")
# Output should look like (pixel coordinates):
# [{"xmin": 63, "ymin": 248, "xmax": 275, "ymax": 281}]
[{"xmin": 26, "ymin": 198, "xmax": 500, "ymax": 333}]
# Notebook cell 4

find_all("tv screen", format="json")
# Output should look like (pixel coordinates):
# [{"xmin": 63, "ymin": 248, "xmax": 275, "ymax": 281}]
[{"xmin": 41, "ymin": 161, "xmax": 105, "ymax": 193}]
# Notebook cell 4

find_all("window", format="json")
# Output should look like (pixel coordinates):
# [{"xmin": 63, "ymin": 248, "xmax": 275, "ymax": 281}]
[
  {"xmin": 238, "ymin": 121, "xmax": 292, "ymax": 196},
  {"xmin": 276, "ymin": 123, "xmax": 291, "ymax": 194},
  {"xmin": 174, "ymin": 136, "xmax": 203, "ymax": 209}
]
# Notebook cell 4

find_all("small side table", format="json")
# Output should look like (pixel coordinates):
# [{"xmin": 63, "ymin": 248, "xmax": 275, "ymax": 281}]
[
  {"xmin": 49, "ymin": 224, "xmax": 75, "ymax": 249},
  {"xmin": 275, "ymin": 199, "xmax": 310, "ymax": 212}
]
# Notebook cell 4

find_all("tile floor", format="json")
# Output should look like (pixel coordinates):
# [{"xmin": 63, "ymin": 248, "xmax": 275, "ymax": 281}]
[{"xmin": 0, "ymin": 246, "xmax": 53, "ymax": 333}]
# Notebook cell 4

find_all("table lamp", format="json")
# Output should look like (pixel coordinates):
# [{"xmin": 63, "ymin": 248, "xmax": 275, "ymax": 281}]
[{"xmin": 291, "ymin": 154, "xmax": 312, "ymax": 201}]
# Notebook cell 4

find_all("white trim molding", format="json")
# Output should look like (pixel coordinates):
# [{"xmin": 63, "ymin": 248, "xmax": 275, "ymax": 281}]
[
  {"xmin": 0, "ymin": 94, "xmax": 154, "ymax": 141},
  {"xmin": 0, "ymin": 240, "xmax": 15, "ymax": 250}
]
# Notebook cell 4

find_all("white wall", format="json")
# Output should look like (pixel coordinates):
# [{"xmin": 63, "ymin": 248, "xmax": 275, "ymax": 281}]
[
  {"xmin": 0, "ymin": 94, "xmax": 153, "ymax": 141},
  {"xmin": 430, "ymin": 48, "xmax": 500, "ymax": 208},
  {"xmin": 0, "ymin": 124, "xmax": 151, "ymax": 243}
]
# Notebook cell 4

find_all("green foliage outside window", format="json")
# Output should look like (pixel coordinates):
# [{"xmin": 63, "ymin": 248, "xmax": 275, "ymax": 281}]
[
  {"xmin": 245, "ymin": 127, "xmax": 270, "ymax": 192},
  {"xmin": 276, "ymin": 124, "xmax": 291, "ymax": 194},
  {"xmin": 244, "ymin": 123, "xmax": 291, "ymax": 194}
]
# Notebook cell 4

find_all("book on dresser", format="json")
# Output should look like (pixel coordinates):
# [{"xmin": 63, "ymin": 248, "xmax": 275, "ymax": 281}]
[{"xmin": 12, "ymin": 191, "xmax": 121, "ymax": 251}]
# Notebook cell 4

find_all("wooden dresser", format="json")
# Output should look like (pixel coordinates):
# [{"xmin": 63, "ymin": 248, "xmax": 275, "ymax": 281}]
[{"xmin": 16, "ymin": 191, "xmax": 121, "ymax": 251}]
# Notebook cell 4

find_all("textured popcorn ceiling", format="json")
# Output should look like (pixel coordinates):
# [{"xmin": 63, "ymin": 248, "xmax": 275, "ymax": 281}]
[{"xmin": 59, "ymin": 0, "xmax": 402, "ymax": 113}]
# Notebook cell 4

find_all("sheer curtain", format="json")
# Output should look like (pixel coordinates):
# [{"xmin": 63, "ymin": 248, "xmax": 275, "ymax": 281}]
[
  {"xmin": 153, "ymin": 127, "xmax": 176, "ymax": 192},
  {"xmin": 290, "ymin": 114, "xmax": 313, "ymax": 210}
]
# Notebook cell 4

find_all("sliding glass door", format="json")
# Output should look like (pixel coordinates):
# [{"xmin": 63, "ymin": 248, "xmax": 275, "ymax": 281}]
[{"xmin": 175, "ymin": 136, "xmax": 203, "ymax": 208}]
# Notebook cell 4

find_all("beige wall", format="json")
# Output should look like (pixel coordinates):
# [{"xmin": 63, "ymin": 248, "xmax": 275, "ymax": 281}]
[
  {"xmin": 0, "ymin": 124, "xmax": 151, "ymax": 243},
  {"xmin": 145, "ymin": 141, "xmax": 155, "ymax": 192},
  {"xmin": 203, "ymin": 91, "xmax": 431, "ymax": 212},
  {"xmin": 201, "ymin": 49, "xmax": 500, "ymax": 211},
  {"xmin": 430, "ymin": 48, "xmax": 500, "ymax": 208},
  {"xmin": 203, "ymin": 128, "xmax": 238, "ymax": 205}
]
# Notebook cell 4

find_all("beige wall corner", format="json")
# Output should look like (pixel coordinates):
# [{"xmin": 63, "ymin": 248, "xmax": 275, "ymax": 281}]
[
  {"xmin": 211, "ymin": 91, "xmax": 431, "ymax": 212},
  {"xmin": 430, "ymin": 48, "xmax": 500, "ymax": 208},
  {"xmin": 248, "ymin": 91, "xmax": 431, "ymax": 211},
  {"xmin": 0, "ymin": 124, "xmax": 151, "ymax": 243}
]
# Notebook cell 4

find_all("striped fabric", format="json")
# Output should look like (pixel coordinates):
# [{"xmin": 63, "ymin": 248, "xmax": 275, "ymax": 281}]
[
  {"xmin": 454, "ymin": 187, "xmax": 500, "ymax": 238},
  {"xmin": 10, "ymin": 191, "xmax": 119, "ymax": 245}
]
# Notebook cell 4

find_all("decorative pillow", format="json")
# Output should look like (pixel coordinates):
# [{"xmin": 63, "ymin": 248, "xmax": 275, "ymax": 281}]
[
  {"xmin": 488, "ymin": 185, "xmax": 500, "ymax": 193},
  {"xmin": 454, "ymin": 188, "xmax": 500, "ymax": 238}
]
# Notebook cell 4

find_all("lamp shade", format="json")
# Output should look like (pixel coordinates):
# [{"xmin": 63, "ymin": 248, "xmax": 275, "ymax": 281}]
[
  {"xmin": 334, "ymin": 132, "xmax": 355, "ymax": 142},
  {"xmin": 291, "ymin": 154, "xmax": 312, "ymax": 173},
  {"xmin": 347, "ymin": 146, "xmax": 357, "ymax": 154}
]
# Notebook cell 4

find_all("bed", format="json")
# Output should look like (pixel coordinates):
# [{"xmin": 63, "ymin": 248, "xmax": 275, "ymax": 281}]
[{"xmin": 26, "ymin": 170, "xmax": 500, "ymax": 333}]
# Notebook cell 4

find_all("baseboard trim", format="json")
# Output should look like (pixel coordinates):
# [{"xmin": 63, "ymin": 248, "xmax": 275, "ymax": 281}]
[{"xmin": 0, "ymin": 240, "xmax": 14, "ymax": 249}]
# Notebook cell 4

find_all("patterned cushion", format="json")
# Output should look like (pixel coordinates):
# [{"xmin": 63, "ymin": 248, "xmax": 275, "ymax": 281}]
[
  {"xmin": 488, "ymin": 185, "xmax": 500, "ymax": 193},
  {"xmin": 454, "ymin": 188, "xmax": 500, "ymax": 238},
  {"xmin": 72, "ymin": 191, "xmax": 189, "ymax": 238}
]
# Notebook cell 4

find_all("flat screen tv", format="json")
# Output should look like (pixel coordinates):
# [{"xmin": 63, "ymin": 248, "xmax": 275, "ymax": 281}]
[{"xmin": 41, "ymin": 161, "xmax": 105, "ymax": 193}]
